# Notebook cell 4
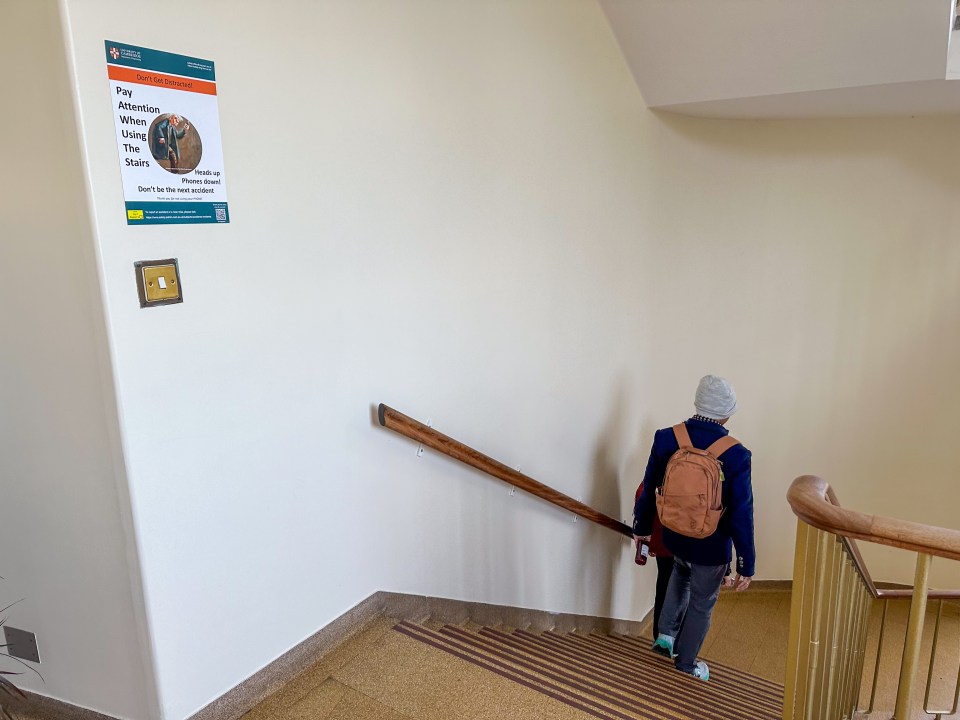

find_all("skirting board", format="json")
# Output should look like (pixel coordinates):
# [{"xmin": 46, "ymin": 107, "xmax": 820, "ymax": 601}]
[
  {"xmin": 186, "ymin": 590, "xmax": 659, "ymax": 720},
  {"xmin": 7, "ymin": 582, "xmax": 792, "ymax": 720}
]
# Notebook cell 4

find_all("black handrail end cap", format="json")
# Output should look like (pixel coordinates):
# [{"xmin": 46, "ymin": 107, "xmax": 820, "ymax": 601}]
[{"xmin": 377, "ymin": 403, "xmax": 386, "ymax": 426}]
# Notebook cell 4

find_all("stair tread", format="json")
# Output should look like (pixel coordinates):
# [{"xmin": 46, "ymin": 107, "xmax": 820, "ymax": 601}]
[{"xmin": 394, "ymin": 620, "xmax": 783, "ymax": 720}]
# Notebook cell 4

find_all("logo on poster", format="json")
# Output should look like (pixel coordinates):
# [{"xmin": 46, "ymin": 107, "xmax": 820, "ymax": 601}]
[{"xmin": 109, "ymin": 47, "xmax": 120, "ymax": 60}]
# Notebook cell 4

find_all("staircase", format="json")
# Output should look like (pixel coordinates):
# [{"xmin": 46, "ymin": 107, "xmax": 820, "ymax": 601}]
[
  {"xmin": 239, "ymin": 610, "xmax": 784, "ymax": 720},
  {"xmin": 369, "ymin": 409, "xmax": 960, "ymax": 720},
  {"xmin": 395, "ymin": 621, "xmax": 784, "ymax": 720}
]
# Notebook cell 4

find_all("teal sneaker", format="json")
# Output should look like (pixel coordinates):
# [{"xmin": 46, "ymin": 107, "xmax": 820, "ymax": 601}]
[
  {"xmin": 681, "ymin": 660, "xmax": 710, "ymax": 681},
  {"xmin": 651, "ymin": 634, "xmax": 676, "ymax": 659}
]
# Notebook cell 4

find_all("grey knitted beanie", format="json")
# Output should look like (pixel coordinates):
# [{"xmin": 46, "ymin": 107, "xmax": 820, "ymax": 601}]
[{"xmin": 694, "ymin": 375, "xmax": 738, "ymax": 420}]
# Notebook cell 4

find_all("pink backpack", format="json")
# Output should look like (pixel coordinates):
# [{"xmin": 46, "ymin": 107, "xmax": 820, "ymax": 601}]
[{"xmin": 655, "ymin": 424, "xmax": 739, "ymax": 539}]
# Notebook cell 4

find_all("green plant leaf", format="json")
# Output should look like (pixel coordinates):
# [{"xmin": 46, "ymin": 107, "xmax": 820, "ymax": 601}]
[
  {"xmin": 0, "ymin": 599, "xmax": 26, "ymax": 634},
  {"xmin": 0, "ymin": 675, "xmax": 25, "ymax": 699},
  {"xmin": 0, "ymin": 654, "xmax": 42, "ymax": 684},
  {"xmin": 0, "ymin": 602, "xmax": 22, "ymax": 618}
]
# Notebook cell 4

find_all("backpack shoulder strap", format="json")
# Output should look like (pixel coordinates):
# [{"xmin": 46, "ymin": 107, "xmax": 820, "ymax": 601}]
[
  {"xmin": 706, "ymin": 435, "xmax": 740, "ymax": 459},
  {"xmin": 672, "ymin": 423, "xmax": 693, "ymax": 449}
]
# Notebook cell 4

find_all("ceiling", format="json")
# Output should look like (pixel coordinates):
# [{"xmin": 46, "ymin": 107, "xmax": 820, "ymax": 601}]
[{"xmin": 598, "ymin": 0, "xmax": 960, "ymax": 118}]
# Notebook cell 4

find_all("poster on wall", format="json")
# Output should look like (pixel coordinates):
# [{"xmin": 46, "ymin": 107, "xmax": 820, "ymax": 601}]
[{"xmin": 105, "ymin": 40, "xmax": 229, "ymax": 225}]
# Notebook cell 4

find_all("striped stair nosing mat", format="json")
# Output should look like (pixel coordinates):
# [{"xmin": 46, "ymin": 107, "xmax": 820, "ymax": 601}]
[{"xmin": 394, "ymin": 621, "xmax": 783, "ymax": 720}]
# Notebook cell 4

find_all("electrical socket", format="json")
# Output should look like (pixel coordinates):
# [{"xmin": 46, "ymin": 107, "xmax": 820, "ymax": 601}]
[{"xmin": 4, "ymin": 626, "xmax": 40, "ymax": 664}]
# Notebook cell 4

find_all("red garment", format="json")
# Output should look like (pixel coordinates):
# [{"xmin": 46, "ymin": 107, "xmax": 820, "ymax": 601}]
[{"xmin": 635, "ymin": 481, "xmax": 672, "ymax": 557}]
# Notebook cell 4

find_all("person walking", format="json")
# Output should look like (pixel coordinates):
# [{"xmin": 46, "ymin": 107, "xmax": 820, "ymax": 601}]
[{"xmin": 633, "ymin": 375, "xmax": 755, "ymax": 681}]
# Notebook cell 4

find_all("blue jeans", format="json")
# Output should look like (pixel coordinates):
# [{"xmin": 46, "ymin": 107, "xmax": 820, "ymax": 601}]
[
  {"xmin": 658, "ymin": 556, "xmax": 726, "ymax": 673},
  {"xmin": 653, "ymin": 556, "xmax": 675, "ymax": 639}
]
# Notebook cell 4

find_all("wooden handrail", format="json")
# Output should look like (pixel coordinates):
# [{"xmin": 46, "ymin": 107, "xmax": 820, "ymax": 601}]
[
  {"xmin": 788, "ymin": 475, "xmax": 960, "ymax": 595},
  {"xmin": 378, "ymin": 403, "xmax": 633, "ymax": 538},
  {"xmin": 845, "ymin": 531, "xmax": 960, "ymax": 601},
  {"xmin": 876, "ymin": 588, "xmax": 960, "ymax": 600}
]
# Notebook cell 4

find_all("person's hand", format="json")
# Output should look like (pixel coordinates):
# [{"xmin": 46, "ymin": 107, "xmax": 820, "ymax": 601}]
[
  {"xmin": 733, "ymin": 574, "xmax": 752, "ymax": 592},
  {"xmin": 721, "ymin": 575, "xmax": 736, "ymax": 589},
  {"xmin": 158, "ymin": 137, "xmax": 165, "ymax": 144},
  {"xmin": 634, "ymin": 535, "xmax": 651, "ymax": 543}
]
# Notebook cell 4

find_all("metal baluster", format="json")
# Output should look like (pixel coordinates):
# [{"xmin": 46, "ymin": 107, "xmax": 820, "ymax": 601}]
[
  {"xmin": 798, "ymin": 524, "xmax": 823, "ymax": 720},
  {"xmin": 837, "ymin": 575, "xmax": 862, "ymax": 719},
  {"xmin": 924, "ymin": 600, "xmax": 947, "ymax": 719},
  {"xmin": 835, "ymin": 560, "xmax": 852, "ymax": 719},
  {"xmin": 805, "ymin": 531, "xmax": 832, "ymax": 720},
  {"xmin": 841, "ymin": 559, "xmax": 854, "ymax": 719},
  {"xmin": 894, "ymin": 553, "xmax": 933, "ymax": 719},
  {"xmin": 850, "ymin": 588, "xmax": 873, "ymax": 717},
  {"xmin": 784, "ymin": 520, "xmax": 814, "ymax": 720},
  {"xmin": 868, "ymin": 599, "xmax": 889, "ymax": 714},
  {"xmin": 816, "ymin": 538, "xmax": 841, "ymax": 718},
  {"xmin": 944, "ymin": 609, "xmax": 960, "ymax": 720},
  {"xmin": 825, "ymin": 554, "xmax": 848, "ymax": 717},
  {"xmin": 847, "ymin": 567, "xmax": 865, "ymax": 717}
]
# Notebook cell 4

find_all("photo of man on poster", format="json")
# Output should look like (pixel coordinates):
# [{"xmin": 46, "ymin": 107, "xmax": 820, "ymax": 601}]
[{"xmin": 149, "ymin": 113, "xmax": 202, "ymax": 173}]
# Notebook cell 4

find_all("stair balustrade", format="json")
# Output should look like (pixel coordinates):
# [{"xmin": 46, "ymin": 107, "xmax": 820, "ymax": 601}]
[{"xmin": 786, "ymin": 476, "xmax": 960, "ymax": 720}]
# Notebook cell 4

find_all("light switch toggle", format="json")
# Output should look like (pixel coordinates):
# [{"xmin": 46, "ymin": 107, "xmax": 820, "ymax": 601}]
[{"xmin": 135, "ymin": 259, "xmax": 183, "ymax": 308}]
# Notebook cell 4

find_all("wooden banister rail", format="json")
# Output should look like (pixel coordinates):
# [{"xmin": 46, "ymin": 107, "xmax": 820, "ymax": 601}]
[
  {"xmin": 802, "ymin": 482, "xmax": 960, "ymax": 601},
  {"xmin": 377, "ymin": 403, "xmax": 633, "ymax": 538},
  {"xmin": 875, "ymin": 588, "xmax": 960, "ymax": 600},
  {"xmin": 788, "ymin": 475, "xmax": 960, "ymax": 564}
]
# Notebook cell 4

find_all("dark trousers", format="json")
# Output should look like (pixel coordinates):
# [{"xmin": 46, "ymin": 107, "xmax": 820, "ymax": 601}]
[
  {"xmin": 652, "ymin": 555, "xmax": 675, "ymax": 639},
  {"xmin": 659, "ymin": 556, "xmax": 726, "ymax": 673}
]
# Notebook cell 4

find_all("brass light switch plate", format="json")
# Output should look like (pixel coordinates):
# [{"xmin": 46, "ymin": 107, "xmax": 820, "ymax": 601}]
[{"xmin": 135, "ymin": 259, "xmax": 183, "ymax": 308}]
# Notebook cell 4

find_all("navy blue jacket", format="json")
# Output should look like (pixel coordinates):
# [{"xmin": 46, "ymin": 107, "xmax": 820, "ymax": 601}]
[{"xmin": 633, "ymin": 418, "xmax": 755, "ymax": 577}]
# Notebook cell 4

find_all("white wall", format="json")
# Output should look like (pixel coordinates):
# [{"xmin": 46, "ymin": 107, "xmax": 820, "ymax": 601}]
[
  {"xmin": 51, "ymin": 1, "xmax": 960, "ymax": 719},
  {"xmin": 632, "ymin": 114, "xmax": 960, "ymax": 588},
  {"xmin": 0, "ymin": 2, "xmax": 158, "ymax": 718},
  {"xmin": 61, "ymin": 2, "xmax": 655, "ymax": 718}
]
